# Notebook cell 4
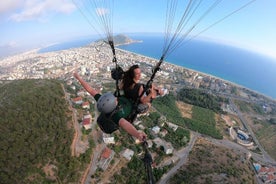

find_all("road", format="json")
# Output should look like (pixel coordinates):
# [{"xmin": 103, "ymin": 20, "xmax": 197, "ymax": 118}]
[
  {"xmin": 83, "ymin": 142, "xmax": 105, "ymax": 184},
  {"xmin": 229, "ymin": 98, "xmax": 275, "ymax": 164},
  {"xmin": 158, "ymin": 133, "xmax": 198, "ymax": 184},
  {"xmin": 83, "ymin": 103, "xmax": 103, "ymax": 184}
]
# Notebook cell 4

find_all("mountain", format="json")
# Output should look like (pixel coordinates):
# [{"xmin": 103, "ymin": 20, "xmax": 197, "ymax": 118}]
[
  {"xmin": 114, "ymin": 34, "xmax": 142, "ymax": 45},
  {"xmin": 96, "ymin": 34, "xmax": 142, "ymax": 46}
]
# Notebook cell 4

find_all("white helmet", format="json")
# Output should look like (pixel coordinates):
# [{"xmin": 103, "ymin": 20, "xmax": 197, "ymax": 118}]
[{"xmin": 97, "ymin": 92, "xmax": 117, "ymax": 114}]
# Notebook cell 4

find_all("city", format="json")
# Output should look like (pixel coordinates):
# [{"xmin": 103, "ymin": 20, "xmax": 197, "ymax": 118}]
[{"xmin": 1, "ymin": 42, "xmax": 276, "ymax": 183}]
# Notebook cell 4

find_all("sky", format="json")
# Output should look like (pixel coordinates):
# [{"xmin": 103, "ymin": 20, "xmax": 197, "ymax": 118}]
[{"xmin": 1, "ymin": 0, "xmax": 276, "ymax": 59}]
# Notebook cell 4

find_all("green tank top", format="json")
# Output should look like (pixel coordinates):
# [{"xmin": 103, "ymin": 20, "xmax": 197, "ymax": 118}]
[{"xmin": 112, "ymin": 96, "xmax": 133, "ymax": 124}]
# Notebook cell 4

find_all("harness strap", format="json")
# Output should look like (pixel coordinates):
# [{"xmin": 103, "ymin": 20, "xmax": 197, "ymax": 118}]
[
  {"xmin": 142, "ymin": 141, "xmax": 155, "ymax": 184},
  {"xmin": 107, "ymin": 40, "xmax": 122, "ymax": 97}
]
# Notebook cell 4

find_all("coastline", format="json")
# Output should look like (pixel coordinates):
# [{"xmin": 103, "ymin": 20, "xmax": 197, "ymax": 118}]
[
  {"xmin": 116, "ymin": 47, "xmax": 276, "ymax": 102},
  {"xmin": 117, "ymin": 35, "xmax": 276, "ymax": 100},
  {"xmin": 2, "ymin": 38, "xmax": 274, "ymax": 102}
]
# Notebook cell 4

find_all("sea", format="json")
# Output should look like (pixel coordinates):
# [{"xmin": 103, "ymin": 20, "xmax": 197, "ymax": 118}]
[{"xmin": 39, "ymin": 34, "xmax": 276, "ymax": 100}]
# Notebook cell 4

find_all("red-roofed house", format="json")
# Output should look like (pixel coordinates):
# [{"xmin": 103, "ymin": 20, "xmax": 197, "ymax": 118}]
[
  {"xmin": 264, "ymin": 174, "xmax": 276, "ymax": 183},
  {"xmin": 72, "ymin": 96, "xmax": 83, "ymax": 105},
  {"xmin": 259, "ymin": 166, "xmax": 270, "ymax": 174},
  {"xmin": 82, "ymin": 101, "xmax": 90, "ymax": 109},
  {"xmin": 82, "ymin": 117, "xmax": 92, "ymax": 130},
  {"xmin": 101, "ymin": 147, "xmax": 111, "ymax": 159},
  {"xmin": 268, "ymin": 167, "xmax": 276, "ymax": 173},
  {"xmin": 258, "ymin": 166, "xmax": 276, "ymax": 184},
  {"xmin": 98, "ymin": 147, "xmax": 115, "ymax": 170}
]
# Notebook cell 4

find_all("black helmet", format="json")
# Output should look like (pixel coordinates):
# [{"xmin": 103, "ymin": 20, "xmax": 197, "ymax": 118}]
[{"xmin": 111, "ymin": 66, "xmax": 124, "ymax": 80}]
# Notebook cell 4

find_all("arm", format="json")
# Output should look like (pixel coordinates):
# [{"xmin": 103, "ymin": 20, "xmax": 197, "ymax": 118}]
[
  {"xmin": 139, "ymin": 85, "xmax": 154, "ymax": 104},
  {"xmin": 119, "ymin": 118, "xmax": 147, "ymax": 142},
  {"xmin": 74, "ymin": 72, "xmax": 99, "ymax": 97},
  {"xmin": 139, "ymin": 84, "xmax": 160, "ymax": 104},
  {"xmin": 153, "ymin": 85, "xmax": 165, "ymax": 96}
]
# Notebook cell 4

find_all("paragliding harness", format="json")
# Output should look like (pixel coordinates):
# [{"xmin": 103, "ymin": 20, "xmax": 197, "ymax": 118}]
[
  {"xmin": 107, "ymin": 38, "xmax": 164, "ymax": 124},
  {"xmin": 97, "ymin": 105, "xmax": 122, "ymax": 134},
  {"xmin": 127, "ymin": 56, "xmax": 164, "ymax": 123},
  {"xmin": 142, "ymin": 141, "xmax": 155, "ymax": 184},
  {"xmin": 108, "ymin": 40, "xmax": 124, "ymax": 97}
]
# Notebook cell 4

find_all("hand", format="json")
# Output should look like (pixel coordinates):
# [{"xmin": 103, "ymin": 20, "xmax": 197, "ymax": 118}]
[
  {"xmin": 157, "ymin": 88, "xmax": 164, "ymax": 96},
  {"xmin": 137, "ymin": 131, "xmax": 147, "ymax": 142}
]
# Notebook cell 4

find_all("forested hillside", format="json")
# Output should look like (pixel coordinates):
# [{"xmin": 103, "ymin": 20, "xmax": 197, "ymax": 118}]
[{"xmin": 0, "ymin": 80, "xmax": 86, "ymax": 184}]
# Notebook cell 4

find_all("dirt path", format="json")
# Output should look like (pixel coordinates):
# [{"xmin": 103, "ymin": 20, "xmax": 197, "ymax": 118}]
[
  {"xmin": 61, "ymin": 84, "xmax": 79, "ymax": 157},
  {"xmin": 70, "ymin": 108, "xmax": 78, "ymax": 157}
]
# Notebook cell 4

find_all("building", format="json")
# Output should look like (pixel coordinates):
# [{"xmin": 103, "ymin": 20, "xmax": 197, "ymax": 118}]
[
  {"xmin": 167, "ymin": 122, "xmax": 178, "ymax": 131},
  {"xmin": 103, "ymin": 133, "xmax": 115, "ymax": 144},
  {"xmin": 160, "ymin": 129, "xmax": 168, "ymax": 137},
  {"xmin": 153, "ymin": 137, "xmax": 174, "ymax": 155},
  {"xmin": 72, "ymin": 96, "xmax": 83, "ymax": 105},
  {"xmin": 163, "ymin": 142, "xmax": 174, "ymax": 154},
  {"xmin": 152, "ymin": 126, "xmax": 161, "ymax": 134},
  {"xmin": 147, "ymin": 140, "xmax": 153, "ymax": 148},
  {"xmin": 98, "ymin": 147, "xmax": 115, "ymax": 170},
  {"xmin": 121, "ymin": 148, "xmax": 134, "ymax": 161},
  {"xmin": 82, "ymin": 117, "xmax": 92, "ymax": 130},
  {"xmin": 82, "ymin": 114, "xmax": 92, "ymax": 130},
  {"xmin": 82, "ymin": 101, "xmax": 90, "ymax": 109},
  {"xmin": 153, "ymin": 137, "xmax": 163, "ymax": 148}
]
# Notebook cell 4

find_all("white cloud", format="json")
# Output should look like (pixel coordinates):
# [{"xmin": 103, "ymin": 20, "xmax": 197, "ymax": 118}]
[
  {"xmin": 0, "ymin": 41, "xmax": 18, "ymax": 48},
  {"xmin": 7, "ymin": 0, "xmax": 76, "ymax": 22},
  {"xmin": 0, "ymin": 1, "xmax": 24, "ymax": 14}
]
